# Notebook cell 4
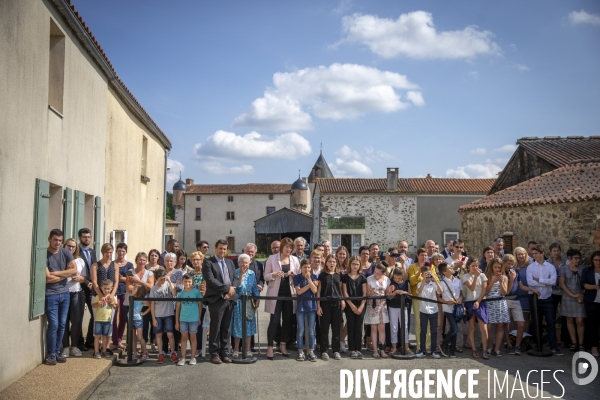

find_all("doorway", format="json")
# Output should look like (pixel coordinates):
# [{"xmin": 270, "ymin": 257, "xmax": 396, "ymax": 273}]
[{"xmin": 226, "ymin": 236, "xmax": 235, "ymax": 253}]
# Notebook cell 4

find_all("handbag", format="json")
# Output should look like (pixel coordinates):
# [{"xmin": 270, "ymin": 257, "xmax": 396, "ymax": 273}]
[
  {"xmin": 245, "ymin": 299, "xmax": 255, "ymax": 321},
  {"xmin": 442, "ymin": 279, "xmax": 466, "ymax": 323}
]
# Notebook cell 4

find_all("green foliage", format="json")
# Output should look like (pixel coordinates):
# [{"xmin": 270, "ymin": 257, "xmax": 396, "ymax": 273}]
[
  {"xmin": 327, "ymin": 216, "xmax": 365, "ymax": 229},
  {"xmin": 166, "ymin": 191, "xmax": 174, "ymax": 220}
]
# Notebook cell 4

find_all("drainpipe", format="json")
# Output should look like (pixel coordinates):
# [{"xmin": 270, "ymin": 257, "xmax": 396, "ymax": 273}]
[{"xmin": 163, "ymin": 149, "xmax": 169, "ymax": 251}]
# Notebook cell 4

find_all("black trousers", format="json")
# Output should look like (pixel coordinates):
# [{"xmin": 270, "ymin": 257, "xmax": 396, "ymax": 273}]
[
  {"xmin": 79, "ymin": 286, "xmax": 95, "ymax": 348},
  {"xmin": 552, "ymin": 294, "xmax": 569, "ymax": 345},
  {"xmin": 208, "ymin": 298, "xmax": 234, "ymax": 356},
  {"xmin": 344, "ymin": 306, "xmax": 365, "ymax": 352},
  {"xmin": 63, "ymin": 291, "xmax": 85, "ymax": 349},
  {"xmin": 584, "ymin": 302, "xmax": 600, "ymax": 349},
  {"xmin": 142, "ymin": 306, "xmax": 154, "ymax": 343},
  {"xmin": 320, "ymin": 301, "xmax": 342, "ymax": 353},
  {"xmin": 267, "ymin": 300, "xmax": 293, "ymax": 346}
]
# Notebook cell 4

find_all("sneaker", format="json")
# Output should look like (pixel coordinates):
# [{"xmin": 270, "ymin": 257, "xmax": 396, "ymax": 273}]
[
  {"xmin": 93, "ymin": 352, "xmax": 102, "ymax": 359},
  {"xmin": 104, "ymin": 349, "xmax": 113, "ymax": 357},
  {"xmin": 141, "ymin": 352, "xmax": 148, "ymax": 361},
  {"xmin": 157, "ymin": 354, "xmax": 165, "ymax": 364},
  {"xmin": 439, "ymin": 344, "xmax": 449, "ymax": 358},
  {"xmin": 552, "ymin": 348, "xmax": 564, "ymax": 356},
  {"xmin": 171, "ymin": 352, "xmax": 179, "ymax": 363},
  {"xmin": 431, "ymin": 351, "xmax": 441, "ymax": 359},
  {"xmin": 340, "ymin": 342, "xmax": 348, "ymax": 353},
  {"xmin": 514, "ymin": 346, "xmax": 521, "ymax": 355},
  {"xmin": 177, "ymin": 358, "xmax": 186, "ymax": 366},
  {"xmin": 494, "ymin": 350, "xmax": 502, "ymax": 357},
  {"xmin": 45, "ymin": 354, "xmax": 57, "ymax": 365},
  {"xmin": 508, "ymin": 346, "xmax": 516, "ymax": 355},
  {"xmin": 356, "ymin": 351, "xmax": 364, "ymax": 359},
  {"xmin": 70, "ymin": 348, "xmax": 83, "ymax": 357},
  {"xmin": 102, "ymin": 352, "xmax": 112, "ymax": 359},
  {"xmin": 334, "ymin": 352, "xmax": 341, "ymax": 360},
  {"xmin": 485, "ymin": 349, "xmax": 492, "ymax": 357},
  {"xmin": 322, "ymin": 352, "xmax": 329, "ymax": 361},
  {"xmin": 62, "ymin": 348, "xmax": 70, "ymax": 358},
  {"xmin": 415, "ymin": 350, "xmax": 425, "ymax": 358},
  {"xmin": 297, "ymin": 352, "xmax": 305, "ymax": 362},
  {"xmin": 308, "ymin": 352, "xmax": 318, "ymax": 362},
  {"xmin": 350, "ymin": 351, "xmax": 358, "ymax": 359},
  {"xmin": 232, "ymin": 351, "xmax": 239, "ymax": 359},
  {"xmin": 450, "ymin": 348, "xmax": 457, "ymax": 358},
  {"xmin": 189, "ymin": 358, "xmax": 197, "ymax": 365},
  {"xmin": 56, "ymin": 354, "xmax": 67, "ymax": 363}
]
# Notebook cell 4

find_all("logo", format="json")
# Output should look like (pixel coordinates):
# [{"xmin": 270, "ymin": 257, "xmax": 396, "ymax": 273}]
[{"xmin": 572, "ymin": 351, "xmax": 598, "ymax": 385}]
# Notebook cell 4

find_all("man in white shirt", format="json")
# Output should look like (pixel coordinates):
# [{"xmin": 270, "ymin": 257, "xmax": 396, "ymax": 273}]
[
  {"xmin": 526, "ymin": 245, "xmax": 563, "ymax": 356},
  {"xmin": 416, "ymin": 269, "xmax": 443, "ymax": 359}
]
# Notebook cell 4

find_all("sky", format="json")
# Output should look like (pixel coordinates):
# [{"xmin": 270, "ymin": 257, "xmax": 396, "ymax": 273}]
[{"xmin": 73, "ymin": 0, "xmax": 600, "ymax": 189}]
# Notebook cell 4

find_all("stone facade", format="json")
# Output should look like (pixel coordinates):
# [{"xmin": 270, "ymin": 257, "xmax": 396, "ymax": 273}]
[
  {"xmin": 460, "ymin": 200, "xmax": 600, "ymax": 258},
  {"xmin": 316, "ymin": 193, "xmax": 418, "ymax": 254}
]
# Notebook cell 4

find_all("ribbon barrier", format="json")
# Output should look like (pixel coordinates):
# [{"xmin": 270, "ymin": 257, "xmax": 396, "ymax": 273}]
[{"xmin": 117, "ymin": 291, "xmax": 535, "ymax": 366}]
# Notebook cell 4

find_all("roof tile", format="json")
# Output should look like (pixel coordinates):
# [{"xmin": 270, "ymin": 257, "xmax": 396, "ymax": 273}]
[
  {"xmin": 459, "ymin": 160, "xmax": 600, "ymax": 211},
  {"xmin": 316, "ymin": 177, "xmax": 495, "ymax": 194},
  {"xmin": 517, "ymin": 136, "xmax": 600, "ymax": 167}
]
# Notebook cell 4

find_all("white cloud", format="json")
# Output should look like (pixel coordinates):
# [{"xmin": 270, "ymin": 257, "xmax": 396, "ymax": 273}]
[
  {"xmin": 166, "ymin": 158, "xmax": 184, "ymax": 190},
  {"xmin": 513, "ymin": 63, "xmax": 531, "ymax": 72},
  {"xmin": 231, "ymin": 93, "xmax": 313, "ymax": 131},
  {"xmin": 493, "ymin": 144, "xmax": 517, "ymax": 153},
  {"xmin": 330, "ymin": 145, "xmax": 374, "ymax": 177},
  {"xmin": 199, "ymin": 161, "xmax": 255, "ymax": 175},
  {"xmin": 567, "ymin": 10, "xmax": 600, "ymax": 26},
  {"xmin": 232, "ymin": 63, "xmax": 422, "ymax": 131},
  {"xmin": 446, "ymin": 163, "xmax": 502, "ymax": 179},
  {"xmin": 194, "ymin": 130, "xmax": 312, "ymax": 160},
  {"xmin": 339, "ymin": 11, "xmax": 501, "ymax": 59},
  {"xmin": 471, "ymin": 148, "xmax": 486, "ymax": 155}
]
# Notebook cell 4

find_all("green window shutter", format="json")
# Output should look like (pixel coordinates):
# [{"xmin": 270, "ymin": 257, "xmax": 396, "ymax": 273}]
[
  {"xmin": 30, "ymin": 179, "xmax": 50, "ymax": 319},
  {"xmin": 72, "ymin": 190, "xmax": 85, "ymax": 237},
  {"xmin": 94, "ymin": 196, "xmax": 102, "ymax": 259},
  {"xmin": 62, "ymin": 188, "xmax": 73, "ymax": 239}
]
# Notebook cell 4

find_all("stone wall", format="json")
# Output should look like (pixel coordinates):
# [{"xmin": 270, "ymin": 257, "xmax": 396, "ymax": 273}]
[
  {"xmin": 460, "ymin": 200, "xmax": 600, "ymax": 258},
  {"xmin": 318, "ymin": 194, "xmax": 418, "ymax": 253}
]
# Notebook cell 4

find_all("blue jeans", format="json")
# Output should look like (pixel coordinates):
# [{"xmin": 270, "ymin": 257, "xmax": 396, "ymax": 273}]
[
  {"xmin": 536, "ymin": 298, "xmax": 557, "ymax": 349},
  {"xmin": 296, "ymin": 310, "xmax": 316, "ymax": 351},
  {"xmin": 442, "ymin": 312, "xmax": 458, "ymax": 348},
  {"xmin": 45, "ymin": 292, "xmax": 70, "ymax": 356}
]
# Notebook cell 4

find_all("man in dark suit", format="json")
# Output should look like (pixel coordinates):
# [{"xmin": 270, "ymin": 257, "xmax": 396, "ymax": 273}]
[
  {"xmin": 77, "ymin": 228, "xmax": 97, "ymax": 350},
  {"xmin": 203, "ymin": 239, "xmax": 238, "ymax": 364},
  {"xmin": 441, "ymin": 240, "xmax": 454, "ymax": 259}
]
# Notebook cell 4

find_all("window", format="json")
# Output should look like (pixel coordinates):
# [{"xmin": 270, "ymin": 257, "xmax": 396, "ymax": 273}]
[
  {"xmin": 503, "ymin": 233, "xmax": 514, "ymax": 253},
  {"xmin": 195, "ymin": 208, "xmax": 201, "ymax": 220},
  {"xmin": 48, "ymin": 20, "xmax": 65, "ymax": 115},
  {"xmin": 266, "ymin": 207, "xmax": 275, "ymax": 215},
  {"xmin": 443, "ymin": 232, "xmax": 459, "ymax": 245},
  {"xmin": 268, "ymin": 194, "xmax": 274, "ymax": 200},
  {"xmin": 331, "ymin": 233, "xmax": 363, "ymax": 256},
  {"xmin": 196, "ymin": 196, "xmax": 201, "ymax": 201},
  {"xmin": 195, "ymin": 230, "xmax": 201, "ymax": 244},
  {"xmin": 141, "ymin": 136, "xmax": 148, "ymax": 182},
  {"xmin": 110, "ymin": 230, "xmax": 127, "ymax": 260},
  {"xmin": 226, "ymin": 211, "xmax": 235, "ymax": 220},
  {"xmin": 228, "ymin": 196, "xmax": 234, "ymax": 202}
]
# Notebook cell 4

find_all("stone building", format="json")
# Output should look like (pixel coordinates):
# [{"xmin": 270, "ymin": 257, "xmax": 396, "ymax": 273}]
[
  {"xmin": 312, "ymin": 168, "xmax": 495, "ymax": 255},
  {"xmin": 0, "ymin": 0, "xmax": 171, "ymax": 390},
  {"xmin": 165, "ymin": 219, "xmax": 181, "ymax": 242},
  {"xmin": 459, "ymin": 160, "xmax": 600, "ymax": 257}
]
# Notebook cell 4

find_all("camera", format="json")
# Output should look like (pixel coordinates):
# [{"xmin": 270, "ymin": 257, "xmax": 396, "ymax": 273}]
[
  {"xmin": 389, "ymin": 252, "xmax": 400, "ymax": 258},
  {"xmin": 126, "ymin": 270, "xmax": 134, "ymax": 277}
]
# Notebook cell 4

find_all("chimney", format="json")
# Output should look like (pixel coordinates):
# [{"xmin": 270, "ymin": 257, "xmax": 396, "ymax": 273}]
[
  {"xmin": 185, "ymin": 178, "xmax": 194, "ymax": 186},
  {"xmin": 387, "ymin": 168, "xmax": 398, "ymax": 192}
]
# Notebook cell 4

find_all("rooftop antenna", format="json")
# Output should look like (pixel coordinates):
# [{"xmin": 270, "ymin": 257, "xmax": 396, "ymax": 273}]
[
  {"xmin": 298, "ymin": 169, "xmax": 301, "ymax": 178},
  {"xmin": 320, "ymin": 143, "xmax": 322, "ymax": 154},
  {"xmin": 179, "ymin": 172, "xmax": 182, "ymax": 180}
]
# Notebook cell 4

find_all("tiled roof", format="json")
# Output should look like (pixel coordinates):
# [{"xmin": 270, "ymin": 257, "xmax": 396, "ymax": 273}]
[
  {"xmin": 186, "ymin": 184, "xmax": 292, "ymax": 194},
  {"xmin": 517, "ymin": 136, "xmax": 600, "ymax": 167},
  {"xmin": 316, "ymin": 177, "xmax": 495, "ymax": 194},
  {"xmin": 459, "ymin": 160, "xmax": 600, "ymax": 211},
  {"xmin": 61, "ymin": 1, "xmax": 170, "ymax": 145}
]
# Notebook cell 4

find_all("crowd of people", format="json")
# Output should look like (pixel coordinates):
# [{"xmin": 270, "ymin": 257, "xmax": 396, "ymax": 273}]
[{"xmin": 44, "ymin": 228, "xmax": 600, "ymax": 366}]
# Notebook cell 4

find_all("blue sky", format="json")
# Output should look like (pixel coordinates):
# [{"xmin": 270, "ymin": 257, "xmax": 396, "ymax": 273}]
[{"xmin": 73, "ymin": 0, "xmax": 600, "ymax": 188}]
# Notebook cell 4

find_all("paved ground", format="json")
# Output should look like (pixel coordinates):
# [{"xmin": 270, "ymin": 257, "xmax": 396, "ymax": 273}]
[{"xmin": 88, "ymin": 302, "xmax": 599, "ymax": 400}]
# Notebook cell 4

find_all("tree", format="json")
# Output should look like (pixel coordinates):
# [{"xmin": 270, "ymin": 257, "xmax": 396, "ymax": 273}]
[{"xmin": 166, "ymin": 191, "xmax": 174, "ymax": 220}]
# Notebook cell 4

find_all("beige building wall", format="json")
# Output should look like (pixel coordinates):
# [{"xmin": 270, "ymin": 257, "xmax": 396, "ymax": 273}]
[
  {"xmin": 182, "ymin": 193, "xmax": 290, "ymax": 254},
  {"xmin": 0, "ymin": 0, "xmax": 107, "ymax": 391},
  {"xmin": 104, "ymin": 88, "xmax": 167, "ymax": 256}
]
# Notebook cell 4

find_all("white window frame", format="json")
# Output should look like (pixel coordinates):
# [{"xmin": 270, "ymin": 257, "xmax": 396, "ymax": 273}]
[
  {"xmin": 110, "ymin": 230, "xmax": 127, "ymax": 260},
  {"xmin": 328, "ymin": 229, "xmax": 365, "ymax": 256},
  {"xmin": 443, "ymin": 232, "xmax": 459, "ymax": 246}
]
